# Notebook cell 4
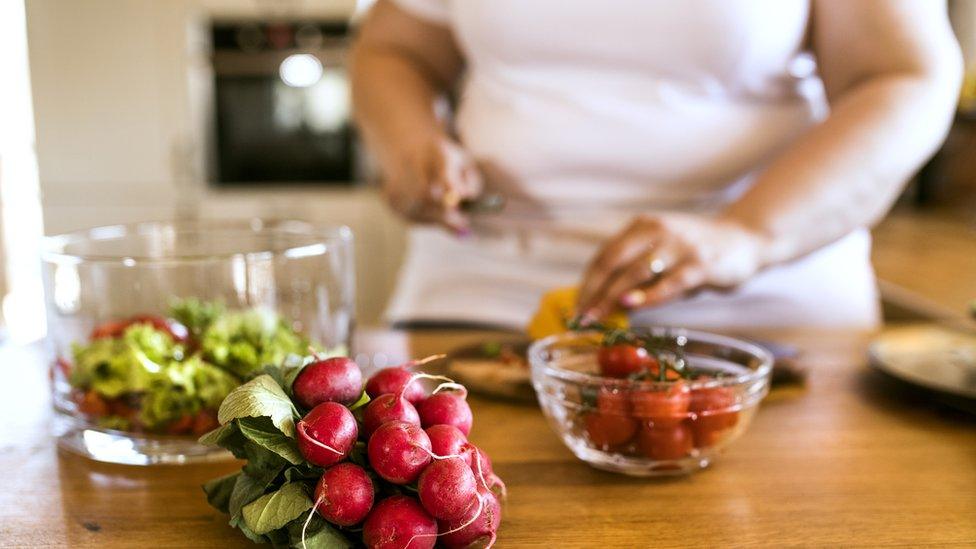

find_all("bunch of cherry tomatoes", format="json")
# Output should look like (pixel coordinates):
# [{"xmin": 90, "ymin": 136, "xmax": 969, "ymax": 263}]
[{"xmin": 579, "ymin": 339, "xmax": 739, "ymax": 461}]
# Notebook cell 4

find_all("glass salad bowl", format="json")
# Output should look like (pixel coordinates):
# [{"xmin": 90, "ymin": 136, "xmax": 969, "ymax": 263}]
[
  {"xmin": 529, "ymin": 329, "xmax": 773, "ymax": 476},
  {"xmin": 42, "ymin": 219, "xmax": 354, "ymax": 465}
]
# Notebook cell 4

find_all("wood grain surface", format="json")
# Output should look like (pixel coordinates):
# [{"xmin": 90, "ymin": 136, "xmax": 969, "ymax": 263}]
[{"xmin": 0, "ymin": 329, "xmax": 973, "ymax": 548}]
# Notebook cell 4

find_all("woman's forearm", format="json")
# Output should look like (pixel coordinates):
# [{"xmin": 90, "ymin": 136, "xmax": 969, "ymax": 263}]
[
  {"xmin": 724, "ymin": 73, "xmax": 960, "ymax": 265},
  {"xmin": 350, "ymin": 1, "xmax": 462, "ymax": 168}
]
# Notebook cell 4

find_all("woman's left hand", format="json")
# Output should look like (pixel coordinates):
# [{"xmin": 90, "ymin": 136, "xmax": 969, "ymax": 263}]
[{"xmin": 577, "ymin": 213, "xmax": 772, "ymax": 321}]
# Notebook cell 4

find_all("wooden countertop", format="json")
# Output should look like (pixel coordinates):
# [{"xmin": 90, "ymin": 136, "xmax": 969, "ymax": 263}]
[{"xmin": 1, "ymin": 329, "xmax": 974, "ymax": 547}]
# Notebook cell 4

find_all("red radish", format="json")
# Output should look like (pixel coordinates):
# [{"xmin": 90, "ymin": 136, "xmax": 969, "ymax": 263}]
[
  {"xmin": 314, "ymin": 463, "xmax": 375, "ymax": 526},
  {"xmin": 367, "ymin": 421, "xmax": 432, "ymax": 484},
  {"xmin": 438, "ymin": 490, "xmax": 501, "ymax": 549},
  {"xmin": 366, "ymin": 366, "xmax": 425, "ymax": 404},
  {"xmin": 363, "ymin": 495, "xmax": 437, "ymax": 549},
  {"xmin": 426, "ymin": 425, "xmax": 471, "ymax": 465},
  {"xmin": 293, "ymin": 356, "xmax": 363, "ymax": 408},
  {"xmin": 485, "ymin": 473, "xmax": 507, "ymax": 501},
  {"xmin": 418, "ymin": 458, "xmax": 479, "ymax": 521},
  {"xmin": 468, "ymin": 445, "xmax": 493, "ymax": 479},
  {"xmin": 418, "ymin": 392, "xmax": 473, "ymax": 436},
  {"xmin": 363, "ymin": 393, "xmax": 420, "ymax": 436},
  {"xmin": 297, "ymin": 402, "xmax": 358, "ymax": 467}
]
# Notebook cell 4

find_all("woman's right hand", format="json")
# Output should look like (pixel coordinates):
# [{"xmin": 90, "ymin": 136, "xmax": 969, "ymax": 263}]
[{"xmin": 383, "ymin": 133, "xmax": 483, "ymax": 236}]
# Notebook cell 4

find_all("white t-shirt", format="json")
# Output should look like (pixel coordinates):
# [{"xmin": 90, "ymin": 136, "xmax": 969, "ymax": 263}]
[{"xmin": 384, "ymin": 0, "xmax": 880, "ymax": 329}]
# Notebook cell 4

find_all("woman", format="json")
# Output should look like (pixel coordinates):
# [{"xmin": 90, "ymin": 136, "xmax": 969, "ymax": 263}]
[{"xmin": 352, "ymin": 0, "xmax": 961, "ymax": 330}]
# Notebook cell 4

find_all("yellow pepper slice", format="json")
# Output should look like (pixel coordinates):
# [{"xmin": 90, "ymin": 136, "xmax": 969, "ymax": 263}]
[{"xmin": 526, "ymin": 286, "xmax": 629, "ymax": 340}]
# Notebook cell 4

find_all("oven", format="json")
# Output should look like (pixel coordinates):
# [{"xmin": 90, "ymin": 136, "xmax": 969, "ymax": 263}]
[{"xmin": 210, "ymin": 20, "xmax": 361, "ymax": 186}]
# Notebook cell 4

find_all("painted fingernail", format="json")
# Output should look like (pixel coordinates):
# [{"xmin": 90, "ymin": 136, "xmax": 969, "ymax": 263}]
[
  {"xmin": 455, "ymin": 227, "xmax": 472, "ymax": 239},
  {"xmin": 620, "ymin": 290, "xmax": 646, "ymax": 308},
  {"xmin": 579, "ymin": 310, "xmax": 598, "ymax": 326}
]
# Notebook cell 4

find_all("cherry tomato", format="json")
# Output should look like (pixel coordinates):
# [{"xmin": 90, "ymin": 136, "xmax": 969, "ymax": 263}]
[
  {"xmin": 166, "ymin": 414, "xmax": 195, "ymax": 435},
  {"xmin": 584, "ymin": 412, "xmax": 638, "ymax": 450},
  {"xmin": 55, "ymin": 357, "xmax": 72, "ymax": 378},
  {"xmin": 90, "ymin": 315, "xmax": 189, "ymax": 342},
  {"xmin": 630, "ymin": 381, "xmax": 691, "ymax": 428},
  {"xmin": 76, "ymin": 391, "xmax": 110, "ymax": 417},
  {"xmin": 596, "ymin": 386, "xmax": 631, "ymax": 416},
  {"xmin": 132, "ymin": 315, "xmax": 190, "ymax": 342},
  {"xmin": 192, "ymin": 409, "xmax": 220, "ymax": 436},
  {"xmin": 107, "ymin": 398, "xmax": 140, "ymax": 423},
  {"xmin": 597, "ymin": 345, "xmax": 658, "ymax": 378},
  {"xmin": 689, "ymin": 386, "xmax": 739, "ymax": 448},
  {"xmin": 90, "ymin": 320, "xmax": 131, "ymax": 340},
  {"xmin": 638, "ymin": 424, "xmax": 693, "ymax": 460}
]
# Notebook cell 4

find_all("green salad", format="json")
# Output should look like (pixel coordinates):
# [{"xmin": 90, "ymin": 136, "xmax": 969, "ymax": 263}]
[{"xmin": 65, "ymin": 298, "xmax": 332, "ymax": 435}]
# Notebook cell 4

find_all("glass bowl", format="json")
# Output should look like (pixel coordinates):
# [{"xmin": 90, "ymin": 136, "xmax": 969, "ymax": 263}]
[
  {"xmin": 42, "ymin": 219, "xmax": 354, "ymax": 465},
  {"xmin": 529, "ymin": 329, "xmax": 773, "ymax": 476}
]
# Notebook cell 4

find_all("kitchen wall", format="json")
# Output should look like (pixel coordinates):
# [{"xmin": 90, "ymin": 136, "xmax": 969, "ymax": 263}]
[{"xmin": 26, "ymin": 0, "xmax": 406, "ymax": 326}]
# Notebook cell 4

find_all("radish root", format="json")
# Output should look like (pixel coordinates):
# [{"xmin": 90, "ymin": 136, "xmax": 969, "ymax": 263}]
[
  {"xmin": 410, "ymin": 354, "xmax": 447, "ymax": 367},
  {"xmin": 307, "ymin": 346, "xmax": 323, "ymax": 361},
  {"xmin": 471, "ymin": 445, "xmax": 492, "ymax": 494},
  {"xmin": 405, "ymin": 491, "xmax": 487, "ymax": 549},
  {"xmin": 401, "ymin": 372, "xmax": 468, "ymax": 400},
  {"xmin": 301, "ymin": 494, "xmax": 326, "ymax": 549},
  {"xmin": 411, "ymin": 444, "xmax": 467, "ymax": 462},
  {"xmin": 297, "ymin": 421, "xmax": 344, "ymax": 456},
  {"xmin": 431, "ymin": 381, "xmax": 467, "ymax": 396}
]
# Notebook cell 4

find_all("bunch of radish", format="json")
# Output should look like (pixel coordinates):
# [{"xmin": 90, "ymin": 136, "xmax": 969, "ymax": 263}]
[{"xmin": 292, "ymin": 355, "xmax": 504, "ymax": 549}]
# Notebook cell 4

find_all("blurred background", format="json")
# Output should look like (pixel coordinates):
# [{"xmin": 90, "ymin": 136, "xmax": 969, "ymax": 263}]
[{"xmin": 1, "ymin": 0, "xmax": 975, "ymax": 342}]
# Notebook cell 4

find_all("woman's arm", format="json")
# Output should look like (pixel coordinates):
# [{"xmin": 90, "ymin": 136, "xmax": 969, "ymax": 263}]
[
  {"xmin": 577, "ymin": 0, "xmax": 962, "ymax": 319},
  {"xmin": 351, "ymin": 0, "xmax": 480, "ymax": 234},
  {"xmin": 722, "ymin": 0, "xmax": 963, "ymax": 264}
]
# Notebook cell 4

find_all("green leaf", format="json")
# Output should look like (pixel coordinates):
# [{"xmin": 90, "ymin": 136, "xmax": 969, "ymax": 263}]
[
  {"xmin": 266, "ymin": 527, "xmax": 291, "ymax": 548},
  {"xmin": 234, "ymin": 520, "xmax": 269, "ymax": 544},
  {"xmin": 218, "ymin": 374, "xmax": 298, "ymax": 437},
  {"xmin": 242, "ymin": 482, "xmax": 313, "ymax": 535},
  {"xmin": 262, "ymin": 356, "xmax": 307, "ymax": 397},
  {"xmin": 288, "ymin": 514, "xmax": 352, "ymax": 549},
  {"xmin": 242, "ymin": 442, "xmax": 289, "ymax": 481},
  {"xmin": 198, "ymin": 422, "xmax": 238, "ymax": 446},
  {"xmin": 238, "ymin": 417, "xmax": 304, "ymax": 465},
  {"xmin": 202, "ymin": 472, "xmax": 238, "ymax": 514},
  {"xmin": 229, "ymin": 471, "xmax": 276, "ymax": 520},
  {"xmin": 283, "ymin": 465, "xmax": 322, "ymax": 484},
  {"xmin": 348, "ymin": 391, "xmax": 370, "ymax": 412},
  {"xmin": 348, "ymin": 441, "xmax": 368, "ymax": 468}
]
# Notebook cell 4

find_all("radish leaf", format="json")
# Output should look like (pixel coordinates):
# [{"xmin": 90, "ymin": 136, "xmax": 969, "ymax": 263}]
[
  {"xmin": 202, "ymin": 472, "xmax": 238, "ymax": 514},
  {"xmin": 288, "ymin": 514, "xmax": 352, "ymax": 549},
  {"xmin": 198, "ymin": 422, "xmax": 237, "ymax": 446},
  {"xmin": 242, "ymin": 482, "xmax": 312, "ymax": 535},
  {"xmin": 238, "ymin": 417, "xmax": 304, "ymax": 465},
  {"xmin": 218, "ymin": 375, "xmax": 298, "ymax": 436}
]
